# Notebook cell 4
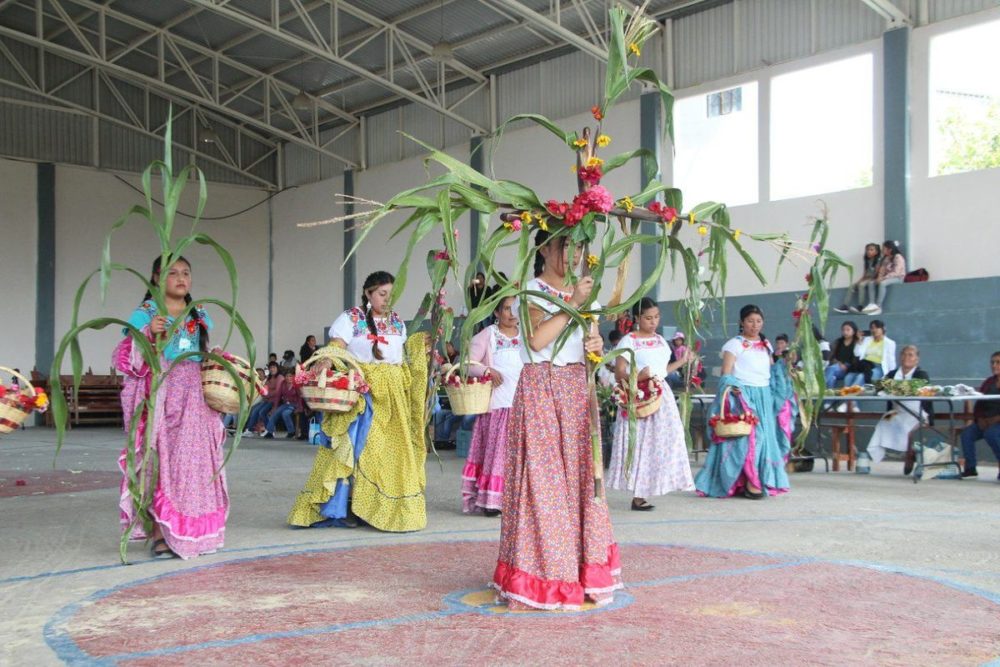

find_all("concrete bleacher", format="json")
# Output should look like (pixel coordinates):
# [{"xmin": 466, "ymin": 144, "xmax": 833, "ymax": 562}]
[{"xmin": 659, "ymin": 276, "xmax": 1000, "ymax": 390}]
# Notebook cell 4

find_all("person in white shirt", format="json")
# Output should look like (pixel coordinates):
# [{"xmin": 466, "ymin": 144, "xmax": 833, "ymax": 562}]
[
  {"xmin": 492, "ymin": 229, "xmax": 622, "ymax": 611},
  {"xmin": 865, "ymin": 345, "xmax": 932, "ymax": 471},
  {"xmin": 461, "ymin": 296, "xmax": 525, "ymax": 515},
  {"xmin": 607, "ymin": 297, "xmax": 695, "ymax": 511}
]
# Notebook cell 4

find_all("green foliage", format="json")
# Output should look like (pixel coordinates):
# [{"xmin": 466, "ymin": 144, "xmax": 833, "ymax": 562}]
[
  {"xmin": 936, "ymin": 101, "xmax": 1000, "ymax": 175},
  {"xmin": 50, "ymin": 110, "xmax": 258, "ymax": 563}
]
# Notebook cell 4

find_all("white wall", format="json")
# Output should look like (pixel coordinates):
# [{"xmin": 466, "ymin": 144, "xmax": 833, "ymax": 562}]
[
  {"xmin": 0, "ymin": 158, "xmax": 37, "ymax": 374},
  {"xmin": 910, "ymin": 7, "xmax": 1000, "ymax": 280},
  {"xmin": 270, "ymin": 175, "xmax": 345, "ymax": 352},
  {"xmin": 53, "ymin": 165, "xmax": 270, "ymax": 372}
]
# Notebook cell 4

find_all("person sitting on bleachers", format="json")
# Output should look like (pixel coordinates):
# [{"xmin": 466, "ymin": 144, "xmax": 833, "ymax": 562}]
[
  {"xmin": 960, "ymin": 351, "xmax": 1000, "ymax": 480},
  {"xmin": 864, "ymin": 345, "xmax": 930, "ymax": 473}
]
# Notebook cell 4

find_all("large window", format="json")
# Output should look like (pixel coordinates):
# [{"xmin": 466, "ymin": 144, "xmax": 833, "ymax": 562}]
[
  {"xmin": 674, "ymin": 81, "xmax": 758, "ymax": 208},
  {"xmin": 770, "ymin": 54, "xmax": 874, "ymax": 200},
  {"xmin": 929, "ymin": 19, "xmax": 1000, "ymax": 176}
]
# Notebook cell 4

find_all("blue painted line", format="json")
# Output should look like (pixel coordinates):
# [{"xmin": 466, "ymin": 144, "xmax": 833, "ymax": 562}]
[
  {"xmin": 8, "ymin": 509, "xmax": 999, "ymax": 588},
  {"xmin": 42, "ymin": 538, "xmax": 1000, "ymax": 665}
]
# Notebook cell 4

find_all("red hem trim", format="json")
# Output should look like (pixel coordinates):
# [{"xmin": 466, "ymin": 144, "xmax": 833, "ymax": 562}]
[{"xmin": 492, "ymin": 543, "xmax": 621, "ymax": 608}]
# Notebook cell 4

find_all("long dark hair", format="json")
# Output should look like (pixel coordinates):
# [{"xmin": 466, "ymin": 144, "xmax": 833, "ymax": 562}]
[
  {"xmin": 361, "ymin": 270, "xmax": 394, "ymax": 361},
  {"xmin": 738, "ymin": 304, "xmax": 767, "ymax": 345},
  {"xmin": 533, "ymin": 228, "xmax": 552, "ymax": 277},
  {"xmin": 631, "ymin": 297, "xmax": 658, "ymax": 332},
  {"xmin": 863, "ymin": 242, "xmax": 881, "ymax": 272},
  {"xmin": 840, "ymin": 320, "xmax": 859, "ymax": 344},
  {"xmin": 143, "ymin": 255, "xmax": 207, "ymax": 353},
  {"xmin": 882, "ymin": 239, "xmax": 902, "ymax": 257}
]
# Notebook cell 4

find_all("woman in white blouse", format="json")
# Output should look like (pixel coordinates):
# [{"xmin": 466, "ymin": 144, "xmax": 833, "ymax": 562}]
[{"xmin": 607, "ymin": 297, "xmax": 695, "ymax": 510}]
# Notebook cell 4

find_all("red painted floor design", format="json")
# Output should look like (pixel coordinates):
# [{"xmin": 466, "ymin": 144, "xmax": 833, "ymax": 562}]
[
  {"xmin": 52, "ymin": 541, "xmax": 1000, "ymax": 666},
  {"xmin": 0, "ymin": 470, "xmax": 120, "ymax": 497}
]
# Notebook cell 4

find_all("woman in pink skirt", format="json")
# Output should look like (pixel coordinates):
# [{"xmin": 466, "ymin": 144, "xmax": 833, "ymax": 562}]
[
  {"xmin": 492, "ymin": 230, "xmax": 623, "ymax": 610},
  {"xmin": 461, "ymin": 295, "xmax": 523, "ymax": 515},
  {"xmin": 115, "ymin": 256, "xmax": 228, "ymax": 559}
]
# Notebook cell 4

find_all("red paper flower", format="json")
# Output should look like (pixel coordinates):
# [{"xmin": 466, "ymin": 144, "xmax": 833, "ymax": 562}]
[
  {"xmin": 186, "ymin": 319, "xmax": 198, "ymax": 334},
  {"xmin": 647, "ymin": 202, "xmax": 678, "ymax": 223},
  {"xmin": 545, "ymin": 200, "xmax": 569, "ymax": 217},
  {"xmin": 0, "ymin": 385, "xmax": 6, "ymax": 399},
  {"xmin": 434, "ymin": 250, "xmax": 450, "ymax": 261},
  {"xmin": 578, "ymin": 165, "xmax": 603, "ymax": 186},
  {"xmin": 591, "ymin": 105, "xmax": 604, "ymax": 121}
]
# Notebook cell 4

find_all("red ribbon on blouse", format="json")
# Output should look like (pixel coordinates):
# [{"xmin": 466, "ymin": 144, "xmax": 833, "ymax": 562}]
[{"xmin": 367, "ymin": 333, "xmax": 388, "ymax": 345}]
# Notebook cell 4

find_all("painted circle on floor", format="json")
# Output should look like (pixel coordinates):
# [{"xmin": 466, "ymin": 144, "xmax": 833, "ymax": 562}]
[{"xmin": 46, "ymin": 541, "xmax": 1000, "ymax": 665}]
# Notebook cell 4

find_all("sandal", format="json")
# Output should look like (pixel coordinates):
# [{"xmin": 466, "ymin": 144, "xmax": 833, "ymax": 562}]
[
  {"xmin": 631, "ymin": 499, "xmax": 655, "ymax": 511},
  {"xmin": 743, "ymin": 487, "xmax": 765, "ymax": 500},
  {"xmin": 150, "ymin": 538, "xmax": 178, "ymax": 559}
]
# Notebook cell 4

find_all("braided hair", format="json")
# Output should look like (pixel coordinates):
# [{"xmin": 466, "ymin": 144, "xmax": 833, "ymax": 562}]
[
  {"xmin": 631, "ymin": 297, "xmax": 658, "ymax": 332},
  {"xmin": 361, "ymin": 270, "xmax": 394, "ymax": 361},
  {"xmin": 533, "ymin": 228, "xmax": 551, "ymax": 277},
  {"xmin": 737, "ymin": 303, "xmax": 767, "ymax": 346},
  {"xmin": 144, "ymin": 255, "xmax": 208, "ymax": 353}
]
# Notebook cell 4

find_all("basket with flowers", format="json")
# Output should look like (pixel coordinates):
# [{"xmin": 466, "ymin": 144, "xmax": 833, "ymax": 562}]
[
  {"xmin": 201, "ymin": 351, "xmax": 267, "ymax": 414},
  {"xmin": 612, "ymin": 376, "xmax": 663, "ymax": 419},
  {"xmin": 442, "ymin": 361, "xmax": 493, "ymax": 416},
  {"xmin": 0, "ymin": 366, "xmax": 49, "ymax": 435},
  {"xmin": 709, "ymin": 386, "xmax": 759, "ymax": 438},
  {"xmin": 297, "ymin": 352, "xmax": 369, "ymax": 413}
]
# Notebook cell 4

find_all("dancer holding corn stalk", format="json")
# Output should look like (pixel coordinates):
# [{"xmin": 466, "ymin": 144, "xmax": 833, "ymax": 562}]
[
  {"xmin": 606, "ymin": 297, "xmax": 695, "ymax": 511},
  {"xmin": 115, "ymin": 256, "xmax": 228, "ymax": 559},
  {"xmin": 287, "ymin": 270, "xmax": 430, "ymax": 532}
]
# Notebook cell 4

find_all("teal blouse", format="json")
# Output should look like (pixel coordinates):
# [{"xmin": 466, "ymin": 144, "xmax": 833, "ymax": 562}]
[{"xmin": 126, "ymin": 299, "xmax": 213, "ymax": 362}]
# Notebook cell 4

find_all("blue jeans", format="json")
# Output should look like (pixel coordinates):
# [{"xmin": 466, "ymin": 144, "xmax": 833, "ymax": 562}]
[
  {"xmin": 267, "ymin": 403, "xmax": 296, "ymax": 434},
  {"xmin": 434, "ymin": 409, "xmax": 476, "ymax": 442},
  {"xmin": 960, "ymin": 422, "xmax": 1000, "ymax": 471},
  {"xmin": 825, "ymin": 364, "xmax": 848, "ymax": 388},
  {"xmin": 247, "ymin": 401, "xmax": 272, "ymax": 430},
  {"xmin": 844, "ymin": 367, "xmax": 884, "ymax": 387}
]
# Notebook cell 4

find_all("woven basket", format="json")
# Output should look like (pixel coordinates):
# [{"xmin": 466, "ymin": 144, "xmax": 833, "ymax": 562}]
[
  {"xmin": 712, "ymin": 386, "xmax": 754, "ymax": 439},
  {"xmin": 0, "ymin": 366, "xmax": 37, "ymax": 435},
  {"xmin": 443, "ymin": 361, "xmax": 492, "ymax": 416},
  {"xmin": 634, "ymin": 390, "xmax": 662, "ymax": 419},
  {"xmin": 201, "ymin": 354, "xmax": 262, "ymax": 414},
  {"xmin": 300, "ymin": 352, "xmax": 364, "ymax": 413}
]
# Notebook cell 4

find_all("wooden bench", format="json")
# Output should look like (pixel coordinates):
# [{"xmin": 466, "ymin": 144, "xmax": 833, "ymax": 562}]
[{"xmin": 33, "ymin": 368, "xmax": 124, "ymax": 428}]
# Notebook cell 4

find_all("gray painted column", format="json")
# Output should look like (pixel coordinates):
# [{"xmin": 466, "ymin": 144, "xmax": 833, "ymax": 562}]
[
  {"xmin": 35, "ymin": 163, "xmax": 55, "ymax": 383},
  {"xmin": 639, "ymin": 92, "xmax": 663, "ymax": 301},
  {"xmin": 469, "ymin": 136, "xmax": 485, "ymax": 267},
  {"xmin": 343, "ymin": 169, "xmax": 356, "ymax": 309},
  {"xmin": 883, "ymin": 27, "xmax": 910, "ymax": 252}
]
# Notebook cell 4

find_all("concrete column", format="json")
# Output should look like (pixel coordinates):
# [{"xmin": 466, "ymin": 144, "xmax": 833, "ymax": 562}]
[
  {"xmin": 35, "ymin": 163, "xmax": 55, "ymax": 380},
  {"xmin": 343, "ymin": 169, "xmax": 356, "ymax": 309},
  {"xmin": 469, "ymin": 135, "xmax": 485, "ymax": 268},
  {"xmin": 883, "ymin": 27, "xmax": 910, "ymax": 252}
]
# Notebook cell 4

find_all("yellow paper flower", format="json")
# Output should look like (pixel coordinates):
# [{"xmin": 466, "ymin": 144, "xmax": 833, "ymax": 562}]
[
  {"xmin": 573, "ymin": 138, "xmax": 588, "ymax": 149},
  {"xmin": 629, "ymin": 42, "xmax": 641, "ymax": 57},
  {"xmin": 502, "ymin": 221, "xmax": 515, "ymax": 232},
  {"xmin": 35, "ymin": 393, "xmax": 49, "ymax": 408},
  {"xmin": 586, "ymin": 350, "xmax": 603, "ymax": 365},
  {"xmin": 580, "ymin": 312, "xmax": 595, "ymax": 321},
  {"xmin": 586, "ymin": 156, "xmax": 604, "ymax": 168},
  {"xmin": 618, "ymin": 196, "xmax": 634, "ymax": 213},
  {"xmin": 538, "ymin": 217, "xmax": 550, "ymax": 232},
  {"xmin": 697, "ymin": 225, "xmax": 708, "ymax": 236},
  {"xmin": 521, "ymin": 211, "xmax": 534, "ymax": 225},
  {"xmin": 733, "ymin": 228, "xmax": 742, "ymax": 241},
  {"xmin": 570, "ymin": 164, "xmax": 577, "ymax": 172},
  {"xmin": 596, "ymin": 134, "xmax": 611, "ymax": 147},
  {"xmin": 587, "ymin": 254, "xmax": 599, "ymax": 269},
  {"xmin": 688, "ymin": 212, "xmax": 695, "ymax": 225}
]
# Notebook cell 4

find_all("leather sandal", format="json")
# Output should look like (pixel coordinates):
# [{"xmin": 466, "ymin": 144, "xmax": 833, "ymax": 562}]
[
  {"xmin": 631, "ymin": 499, "xmax": 655, "ymax": 511},
  {"xmin": 150, "ymin": 538, "xmax": 178, "ymax": 559}
]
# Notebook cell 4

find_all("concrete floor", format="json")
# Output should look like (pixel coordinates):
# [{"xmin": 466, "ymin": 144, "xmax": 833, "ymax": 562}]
[{"xmin": 2, "ymin": 426, "xmax": 1000, "ymax": 666}]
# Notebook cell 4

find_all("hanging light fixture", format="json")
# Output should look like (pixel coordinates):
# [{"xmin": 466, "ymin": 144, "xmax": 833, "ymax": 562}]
[
  {"xmin": 292, "ymin": 90, "xmax": 311, "ymax": 110},
  {"xmin": 199, "ymin": 126, "xmax": 220, "ymax": 144}
]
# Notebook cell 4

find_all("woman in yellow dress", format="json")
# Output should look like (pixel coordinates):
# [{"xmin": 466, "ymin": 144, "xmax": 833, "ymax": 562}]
[{"xmin": 288, "ymin": 271, "xmax": 429, "ymax": 532}]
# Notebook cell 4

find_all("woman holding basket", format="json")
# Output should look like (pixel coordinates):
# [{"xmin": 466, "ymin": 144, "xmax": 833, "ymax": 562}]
[
  {"xmin": 694, "ymin": 304, "xmax": 792, "ymax": 499},
  {"xmin": 460, "ymin": 295, "xmax": 524, "ymax": 515},
  {"xmin": 287, "ymin": 270, "xmax": 429, "ymax": 532},
  {"xmin": 607, "ymin": 297, "xmax": 695, "ymax": 511}
]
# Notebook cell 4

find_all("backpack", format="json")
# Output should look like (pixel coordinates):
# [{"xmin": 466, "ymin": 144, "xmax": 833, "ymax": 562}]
[{"xmin": 904, "ymin": 268, "xmax": 929, "ymax": 283}]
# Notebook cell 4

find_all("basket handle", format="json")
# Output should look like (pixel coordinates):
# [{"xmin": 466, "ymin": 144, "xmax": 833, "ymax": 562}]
[
  {"xmin": 0, "ymin": 366, "xmax": 37, "ymax": 398},
  {"xmin": 303, "ymin": 349, "xmax": 365, "ymax": 388},
  {"xmin": 442, "ymin": 359, "xmax": 486, "ymax": 382},
  {"xmin": 719, "ymin": 385, "xmax": 738, "ymax": 420}
]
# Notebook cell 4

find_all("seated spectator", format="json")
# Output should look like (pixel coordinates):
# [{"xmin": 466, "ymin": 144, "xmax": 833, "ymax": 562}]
[
  {"xmin": 432, "ymin": 390, "xmax": 475, "ymax": 450},
  {"xmin": 299, "ymin": 335, "xmax": 317, "ymax": 364},
  {"xmin": 861, "ymin": 240, "xmax": 906, "ymax": 315},
  {"xmin": 667, "ymin": 331, "xmax": 704, "ymax": 390},
  {"xmin": 279, "ymin": 349, "xmax": 297, "ymax": 372},
  {"xmin": 835, "ymin": 242, "xmax": 880, "ymax": 313},
  {"xmin": 268, "ymin": 352, "xmax": 278, "ymax": 365},
  {"xmin": 825, "ymin": 321, "xmax": 860, "ymax": 388},
  {"xmin": 864, "ymin": 345, "xmax": 930, "ymax": 472},
  {"xmin": 960, "ymin": 351, "xmax": 1000, "ymax": 480},
  {"xmin": 843, "ymin": 320, "xmax": 896, "ymax": 388},
  {"xmin": 264, "ymin": 370, "xmax": 304, "ymax": 439},
  {"xmin": 223, "ymin": 367, "xmax": 267, "ymax": 434},
  {"xmin": 245, "ymin": 361, "xmax": 283, "ymax": 435},
  {"xmin": 773, "ymin": 333, "xmax": 789, "ymax": 362},
  {"xmin": 812, "ymin": 325, "xmax": 831, "ymax": 362}
]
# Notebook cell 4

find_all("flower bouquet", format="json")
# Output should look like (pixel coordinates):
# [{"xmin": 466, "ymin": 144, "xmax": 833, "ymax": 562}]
[
  {"xmin": 0, "ymin": 366, "xmax": 49, "ymax": 435},
  {"xmin": 298, "ymin": 352, "xmax": 369, "ymax": 413},
  {"xmin": 612, "ymin": 376, "xmax": 663, "ymax": 419},
  {"xmin": 876, "ymin": 378, "xmax": 929, "ymax": 397},
  {"xmin": 442, "ymin": 361, "xmax": 492, "ymax": 416},
  {"xmin": 709, "ymin": 386, "xmax": 759, "ymax": 439},
  {"xmin": 201, "ymin": 350, "xmax": 266, "ymax": 414}
]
